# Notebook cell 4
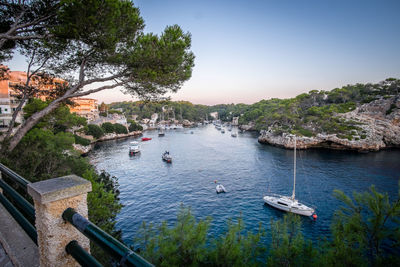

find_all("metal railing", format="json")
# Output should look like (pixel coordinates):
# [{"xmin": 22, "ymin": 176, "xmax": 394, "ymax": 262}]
[
  {"xmin": 0, "ymin": 163, "xmax": 37, "ymax": 244},
  {"xmin": 63, "ymin": 208, "xmax": 153, "ymax": 267},
  {"xmin": 0, "ymin": 163, "xmax": 154, "ymax": 266},
  {"xmin": 66, "ymin": 240, "xmax": 102, "ymax": 267}
]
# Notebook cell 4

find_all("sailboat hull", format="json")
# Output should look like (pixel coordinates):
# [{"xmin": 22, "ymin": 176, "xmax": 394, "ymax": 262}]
[{"xmin": 263, "ymin": 195, "xmax": 314, "ymax": 216}]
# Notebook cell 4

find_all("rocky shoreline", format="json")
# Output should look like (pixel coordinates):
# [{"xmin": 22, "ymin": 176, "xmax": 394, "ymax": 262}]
[
  {"xmin": 73, "ymin": 130, "xmax": 143, "ymax": 155},
  {"xmin": 258, "ymin": 97, "xmax": 400, "ymax": 152}
]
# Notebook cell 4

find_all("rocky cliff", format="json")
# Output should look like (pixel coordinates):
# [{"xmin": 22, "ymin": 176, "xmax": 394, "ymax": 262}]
[{"xmin": 258, "ymin": 96, "xmax": 400, "ymax": 152}]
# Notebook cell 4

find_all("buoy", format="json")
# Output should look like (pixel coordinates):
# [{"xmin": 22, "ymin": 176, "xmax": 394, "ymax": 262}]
[{"xmin": 312, "ymin": 214, "xmax": 317, "ymax": 220}]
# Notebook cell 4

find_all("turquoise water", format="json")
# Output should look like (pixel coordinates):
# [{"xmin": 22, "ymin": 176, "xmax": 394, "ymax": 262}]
[{"xmin": 89, "ymin": 125, "xmax": 400, "ymax": 245}]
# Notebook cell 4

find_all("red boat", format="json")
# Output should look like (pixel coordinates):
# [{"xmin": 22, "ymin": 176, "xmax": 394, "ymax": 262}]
[{"xmin": 141, "ymin": 137, "xmax": 152, "ymax": 141}]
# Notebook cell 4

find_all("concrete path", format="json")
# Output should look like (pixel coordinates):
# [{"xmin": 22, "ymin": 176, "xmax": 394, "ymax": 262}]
[
  {"xmin": 0, "ymin": 203, "xmax": 39, "ymax": 267},
  {"xmin": 0, "ymin": 243, "xmax": 13, "ymax": 267}
]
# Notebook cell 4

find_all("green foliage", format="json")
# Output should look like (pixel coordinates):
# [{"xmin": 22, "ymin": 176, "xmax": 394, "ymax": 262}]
[
  {"xmin": 74, "ymin": 134, "xmax": 91, "ymax": 146},
  {"xmin": 23, "ymin": 99, "xmax": 87, "ymax": 133},
  {"xmin": 235, "ymin": 79, "xmax": 399, "ymax": 137},
  {"xmin": 99, "ymin": 112, "xmax": 107, "ymax": 117},
  {"xmin": 128, "ymin": 120, "xmax": 143, "ymax": 132},
  {"xmin": 268, "ymin": 214, "xmax": 317, "ymax": 266},
  {"xmin": 137, "ymin": 206, "xmax": 265, "ymax": 266},
  {"xmin": 86, "ymin": 124, "xmax": 104, "ymax": 139},
  {"xmin": 101, "ymin": 122, "xmax": 115, "ymax": 133},
  {"xmin": 108, "ymin": 109, "xmax": 122, "ymax": 114},
  {"xmin": 113, "ymin": 123, "xmax": 128, "ymax": 134},
  {"xmin": 208, "ymin": 217, "xmax": 265, "ymax": 266},
  {"xmin": 137, "ymin": 206, "xmax": 211, "ymax": 266},
  {"xmin": 325, "ymin": 185, "xmax": 400, "ymax": 266},
  {"xmin": 0, "ymin": 102, "xmax": 123, "ymax": 266}
]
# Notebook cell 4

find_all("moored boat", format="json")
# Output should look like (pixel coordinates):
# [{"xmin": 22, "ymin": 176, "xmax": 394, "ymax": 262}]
[
  {"xmin": 162, "ymin": 151, "xmax": 172, "ymax": 163},
  {"xmin": 142, "ymin": 137, "xmax": 152, "ymax": 141},
  {"xmin": 263, "ymin": 135, "xmax": 316, "ymax": 217},
  {"xmin": 129, "ymin": 141, "xmax": 140, "ymax": 155},
  {"xmin": 216, "ymin": 184, "xmax": 226, "ymax": 193}
]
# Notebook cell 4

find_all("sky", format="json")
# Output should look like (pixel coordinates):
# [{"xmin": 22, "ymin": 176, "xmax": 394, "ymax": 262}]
[{"xmin": 5, "ymin": 0, "xmax": 400, "ymax": 105}]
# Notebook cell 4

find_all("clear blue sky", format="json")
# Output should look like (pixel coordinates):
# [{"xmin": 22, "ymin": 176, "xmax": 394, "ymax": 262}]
[{"xmin": 5, "ymin": 0, "xmax": 400, "ymax": 105}]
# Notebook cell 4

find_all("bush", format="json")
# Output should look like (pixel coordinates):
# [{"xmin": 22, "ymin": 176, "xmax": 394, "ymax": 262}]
[
  {"xmin": 85, "ymin": 124, "xmax": 104, "ymax": 139},
  {"xmin": 128, "ymin": 120, "xmax": 143, "ymax": 132},
  {"xmin": 113, "ymin": 123, "xmax": 128, "ymax": 134},
  {"xmin": 99, "ymin": 112, "xmax": 107, "ymax": 117},
  {"xmin": 101, "ymin": 122, "xmax": 115, "ymax": 133},
  {"xmin": 108, "ymin": 109, "xmax": 122, "ymax": 114},
  {"xmin": 74, "ymin": 134, "xmax": 91, "ymax": 146}
]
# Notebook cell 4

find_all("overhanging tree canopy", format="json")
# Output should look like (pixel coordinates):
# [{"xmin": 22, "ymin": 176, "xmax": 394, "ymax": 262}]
[{"xmin": 0, "ymin": 0, "xmax": 195, "ymax": 151}]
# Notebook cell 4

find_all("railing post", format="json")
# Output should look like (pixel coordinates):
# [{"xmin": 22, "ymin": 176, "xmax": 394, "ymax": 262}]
[{"xmin": 27, "ymin": 175, "xmax": 92, "ymax": 267}]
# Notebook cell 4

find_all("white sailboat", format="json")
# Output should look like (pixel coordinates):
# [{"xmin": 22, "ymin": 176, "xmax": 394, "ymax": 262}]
[{"xmin": 263, "ymin": 136, "xmax": 316, "ymax": 217}]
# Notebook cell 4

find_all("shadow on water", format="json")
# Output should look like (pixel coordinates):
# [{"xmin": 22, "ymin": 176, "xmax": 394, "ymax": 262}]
[{"xmin": 89, "ymin": 125, "xmax": 400, "ymax": 245}]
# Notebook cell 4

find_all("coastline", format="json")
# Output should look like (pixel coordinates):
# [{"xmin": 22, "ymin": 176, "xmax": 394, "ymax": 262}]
[{"xmin": 74, "ymin": 130, "xmax": 143, "ymax": 155}]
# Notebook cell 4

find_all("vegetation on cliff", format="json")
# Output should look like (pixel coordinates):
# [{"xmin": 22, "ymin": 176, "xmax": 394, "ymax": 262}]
[
  {"xmin": 135, "ymin": 184, "xmax": 400, "ymax": 266},
  {"xmin": 240, "ymin": 79, "xmax": 399, "ymax": 140}
]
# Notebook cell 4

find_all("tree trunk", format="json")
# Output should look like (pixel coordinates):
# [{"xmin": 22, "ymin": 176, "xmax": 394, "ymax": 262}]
[{"xmin": 7, "ymin": 99, "xmax": 62, "ymax": 151}]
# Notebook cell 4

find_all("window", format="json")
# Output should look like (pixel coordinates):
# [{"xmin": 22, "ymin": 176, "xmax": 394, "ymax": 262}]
[{"xmin": 277, "ymin": 201, "xmax": 288, "ymax": 206}]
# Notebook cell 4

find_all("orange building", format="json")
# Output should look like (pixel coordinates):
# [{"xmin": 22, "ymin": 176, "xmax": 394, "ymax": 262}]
[
  {"xmin": 0, "ymin": 65, "xmax": 66, "ymax": 128},
  {"xmin": 69, "ymin": 98, "xmax": 99, "ymax": 121}
]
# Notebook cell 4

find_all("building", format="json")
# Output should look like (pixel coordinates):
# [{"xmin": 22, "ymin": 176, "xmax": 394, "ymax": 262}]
[
  {"xmin": 210, "ymin": 112, "xmax": 218, "ymax": 120},
  {"xmin": 232, "ymin": 116, "xmax": 239, "ymax": 126},
  {"xmin": 0, "ymin": 65, "xmax": 66, "ymax": 128},
  {"xmin": 69, "ymin": 98, "xmax": 99, "ymax": 121},
  {"xmin": 149, "ymin": 113, "xmax": 158, "ymax": 126}
]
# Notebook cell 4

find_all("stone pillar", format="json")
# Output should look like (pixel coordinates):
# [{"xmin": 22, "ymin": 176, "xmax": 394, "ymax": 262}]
[{"xmin": 27, "ymin": 175, "xmax": 92, "ymax": 267}]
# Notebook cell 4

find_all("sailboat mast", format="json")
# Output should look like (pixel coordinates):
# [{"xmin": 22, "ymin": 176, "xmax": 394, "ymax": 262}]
[{"xmin": 292, "ymin": 135, "xmax": 296, "ymax": 200}]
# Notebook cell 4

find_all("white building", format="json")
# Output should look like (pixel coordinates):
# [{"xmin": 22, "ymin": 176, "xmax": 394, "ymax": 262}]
[{"xmin": 232, "ymin": 117, "xmax": 239, "ymax": 126}]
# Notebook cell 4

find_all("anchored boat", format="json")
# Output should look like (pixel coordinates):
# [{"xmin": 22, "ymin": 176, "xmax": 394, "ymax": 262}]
[
  {"xmin": 263, "ymin": 136, "xmax": 316, "ymax": 217},
  {"xmin": 129, "ymin": 141, "xmax": 140, "ymax": 155},
  {"xmin": 216, "ymin": 184, "xmax": 226, "ymax": 193},
  {"xmin": 162, "ymin": 151, "xmax": 172, "ymax": 163}
]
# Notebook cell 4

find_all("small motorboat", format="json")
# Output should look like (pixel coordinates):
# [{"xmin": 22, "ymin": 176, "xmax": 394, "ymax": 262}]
[
  {"xmin": 221, "ymin": 129, "xmax": 225, "ymax": 133},
  {"xmin": 129, "ymin": 141, "xmax": 140, "ymax": 155},
  {"xmin": 216, "ymin": 184, "xmax": 226, "ymax": 193},
  {"xmin": 231, "ymin": 133, "xmax": 237, "ymax": 137},
  {"xmin": 158, "ymin": 128, "xmax": 165, "ymax": 136},
  {"xmin": 142, "ymin": 137, "xmax": 152, "ymax": 141},
  {"xmin": 162, "ymin": 151, "xmax": 172, "ymax": 163}
]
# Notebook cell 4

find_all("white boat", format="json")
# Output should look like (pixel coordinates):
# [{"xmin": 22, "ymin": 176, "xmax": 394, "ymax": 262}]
[
  {"xmin": 221, "ymin": 128, "xmax": 225, "ymax": 133},
  {"xmin": 231, "ymin": 132, "xmax": 237, "ymax": 137},
  {"xmin": 263, "ymin": 136, "xmax": 316, "ymax": 217},
  {"xmin": 216, "ymin": 184, "xmax": 226, "ymax": 193},
  {"xmin": 162, "ymin": 151, "xmax": 172, "ymax": 163},
  {"xmin": 158, "ymin": 128, "xmax": 165, "ymax": 136},
  {"xmin": 129, "ymin": 141, "xmax": 140, "ymax": 155}
]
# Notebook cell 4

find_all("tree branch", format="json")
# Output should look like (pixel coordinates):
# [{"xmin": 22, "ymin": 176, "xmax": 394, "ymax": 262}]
[{"xmin": 69, "ymin": 82, "xmax": 125, "ymax": 98}]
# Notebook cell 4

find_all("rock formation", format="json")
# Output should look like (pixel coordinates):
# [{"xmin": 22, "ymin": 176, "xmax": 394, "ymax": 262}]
[{"xmin": 258, "ymin": 96, "xmax": 400, "ymax": 152}]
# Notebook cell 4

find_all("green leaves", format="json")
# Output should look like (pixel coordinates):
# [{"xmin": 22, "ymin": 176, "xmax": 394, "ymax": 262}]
[{"xmin": 328, "ymin": 185, "xmax": 400, "ymax": 266}]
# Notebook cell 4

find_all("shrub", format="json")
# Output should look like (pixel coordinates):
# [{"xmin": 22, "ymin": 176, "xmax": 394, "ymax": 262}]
[
  {"xmin": 101, "ymin": 122, "xmax": 115, "ymax": 133},
  {"xmin": 99, "ymin": 112, "xmax": 107, "ymax": 117},
  {"xmin": 128, "ymin": 120, "xmax": 143, "ymax": 132},
  {"xmin": 85, "ymin": 124, "xmax": 104, "ymax": 139},
  {"xmin": 113, "ymin": 123, "xmax": 128, "ymax": 134},
  {"xmin": 360, "ymin": 134, "xmax": 367, "ymax": 139},
  {"xmin": 108, "ymin": 109, "xmax": 122, "ymax": 114},
  {"xmin": 74, "ymin": 134, "xmax": 91, "ymax": 146}
]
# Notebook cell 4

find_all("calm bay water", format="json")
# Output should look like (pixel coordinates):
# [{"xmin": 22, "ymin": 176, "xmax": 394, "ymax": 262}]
[{"xmin": 89, "ymin": 125, "xmax": 400, "ymax": 245}]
